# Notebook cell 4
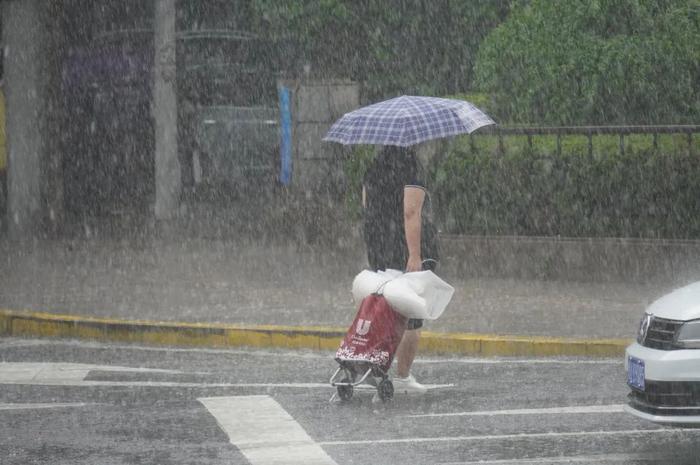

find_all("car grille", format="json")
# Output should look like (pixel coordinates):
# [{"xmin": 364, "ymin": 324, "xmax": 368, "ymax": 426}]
[
  {"xmin": 639, "ymin": 316, "xmax": 683, "ymax": 350},
  {"xmin": 629, "ymin": 381, "xmax": 700, "ymax": 415}
]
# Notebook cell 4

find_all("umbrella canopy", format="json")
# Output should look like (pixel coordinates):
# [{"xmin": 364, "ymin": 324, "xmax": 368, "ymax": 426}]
[{"xmin": 323, "ymin": 95, "xmax": 495, "ymax": 147}]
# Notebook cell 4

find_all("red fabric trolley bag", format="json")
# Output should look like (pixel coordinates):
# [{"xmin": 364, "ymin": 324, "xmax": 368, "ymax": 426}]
[{"xmin": 330, "ymin": 293, "xmax": 407, "ymax": 402}]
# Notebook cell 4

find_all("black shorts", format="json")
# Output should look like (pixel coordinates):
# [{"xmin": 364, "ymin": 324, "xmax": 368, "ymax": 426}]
[{"xmin": 407, "ymin": 318, "xmax": 423, "ymax": 330}]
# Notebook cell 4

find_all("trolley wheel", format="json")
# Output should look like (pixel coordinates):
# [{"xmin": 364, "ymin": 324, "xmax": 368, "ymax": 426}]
[
  {"xmin": 337, "ymin": 379, "xmax": 353, "ymax": 401},
  {"xmin": 377, "ymin": 379, "xmax": 394, "ymax": 402}
]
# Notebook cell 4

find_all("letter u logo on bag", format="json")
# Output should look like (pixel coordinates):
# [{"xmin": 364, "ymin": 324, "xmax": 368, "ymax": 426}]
[{"xmin": 356, "ymin": 319, "xmax": 371, "ymax": 336}]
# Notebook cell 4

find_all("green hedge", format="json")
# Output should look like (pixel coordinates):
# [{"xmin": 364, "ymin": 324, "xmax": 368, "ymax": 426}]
[{"xmin": 345, "ymin": 133, "xmax": 700, "ymax": 239}]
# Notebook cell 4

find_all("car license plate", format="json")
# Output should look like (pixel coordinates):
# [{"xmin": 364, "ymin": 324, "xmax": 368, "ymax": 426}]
[{"xmin": 627, "ymin": 356, "xmax": 645, "ymax": 391}]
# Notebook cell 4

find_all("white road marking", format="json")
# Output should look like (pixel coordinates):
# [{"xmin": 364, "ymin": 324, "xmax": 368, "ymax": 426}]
[
  {"xmin": 319, "ymin": 428, "xmax": 691, "ymax": 446},
  {"xmin": 0, "ymin": 362, "xmax": 185, "ymax": 385},
  {"xmin": 0, "ymin": 339, "xmax": 330, "ymax": 359},
  {"xmin": 1, "ymin": 379, "xmax": 330, "ymax": 389},
  {"xmin": 199, "ymin": 395, "xmax": 338, "ymax": 465},
  {"xmin": 63, "ymin": 381, "xmax": 332, "ymax": 388},
  {"xmin": 438, "ymin": 452, "xmax": 663, "ymax": 464},
  {"xmin": 354, "ymin": 383, "xmax": 454, "ymax": 391},
  {"xmin": 0, "ymin": 403, "xmax": 91, "ymax": 411},
  {"xmin": 0, "ymin": 362, "xmax": 327, "ymax": 388},
  {"xmin": 0, "ymin": 362, "xmax": 448, "ymax": 389},
  {"xmin": 1, "ymin": 378, "xmax": 450, "ymax": 389},
  {"xmin": 406, "ymin": 404, "xmax": 625, "ymax": 418},
  {"xmin": 415, "ymin": 357, "xmax": 620, "ymax": 365}
]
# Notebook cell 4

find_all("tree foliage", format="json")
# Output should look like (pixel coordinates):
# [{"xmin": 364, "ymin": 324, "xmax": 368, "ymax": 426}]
[
  {"xmin": 474, "ymin": 0, "xmax": 700, "ymax": 124},
  {"xmin": 250, "ymin": 0, "xmax": 510, "ymax": 100}
]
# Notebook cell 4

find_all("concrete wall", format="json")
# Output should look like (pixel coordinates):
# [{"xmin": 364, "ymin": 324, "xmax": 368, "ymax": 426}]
[
  {"xmin": 439, "ymin": 235, "xmax": 700, "ymax": 286},
  {"xmin": 153, "ymin": 0, "xmax": 180, "ymax": 221},
  {"xmin": 2, "ymin": 0, "xmax": 47, "ymax": 238},
  {"xmin": 288, "ymin": 79, "xmax": 359, "ymax": 194},
  {"xmin": 274, "ymin": 79, "xmax": 359, "ymax": 244}
]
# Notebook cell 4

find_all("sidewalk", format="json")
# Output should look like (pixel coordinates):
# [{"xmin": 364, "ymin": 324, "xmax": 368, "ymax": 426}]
[{"xmin": 0, "ymin": 237, "xmax": 679, "ymax": 356}]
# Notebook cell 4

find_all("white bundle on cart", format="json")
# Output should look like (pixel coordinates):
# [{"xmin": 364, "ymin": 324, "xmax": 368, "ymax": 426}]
[{"xmin": 351, "ymin": 269, "xmax": 455, "ymax": 320}]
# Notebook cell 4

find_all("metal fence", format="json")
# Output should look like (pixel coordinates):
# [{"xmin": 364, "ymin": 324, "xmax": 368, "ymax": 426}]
[{"xmin": 476, "ymin": 125, "xmax": 700, "ymax": 156}]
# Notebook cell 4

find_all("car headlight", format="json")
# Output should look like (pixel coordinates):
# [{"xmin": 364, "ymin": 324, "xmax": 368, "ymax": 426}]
[
  {"xmin": 674, "ymin": 319, "xmax": 700, "ymax": 349},
  {"xmin": 636, "ymin": 314, "xmax": 652, "ymax": 344}
]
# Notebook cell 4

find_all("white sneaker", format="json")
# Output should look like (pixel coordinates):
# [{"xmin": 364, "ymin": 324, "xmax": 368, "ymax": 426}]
[{"xmin": 392, "ymin": 373, "xmax": 427, "ymax": 395}]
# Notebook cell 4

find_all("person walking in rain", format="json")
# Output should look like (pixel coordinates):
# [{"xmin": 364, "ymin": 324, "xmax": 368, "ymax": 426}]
[
  {"xmin": 325, "ymin": 95, "xmax": 491, "ymax": 394},
  {"xmin": 362, "ymin": 144, "xmax": 439, "ymax": 394}
]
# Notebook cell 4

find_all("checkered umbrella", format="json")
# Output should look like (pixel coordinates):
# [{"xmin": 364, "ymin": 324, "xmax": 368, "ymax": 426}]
[{"xmin": 323, "ymin": 95, "xmax": 495, "ymax": 147}]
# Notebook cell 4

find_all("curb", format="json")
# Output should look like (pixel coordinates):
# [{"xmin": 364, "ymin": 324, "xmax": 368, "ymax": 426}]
[{"xmin": 0, "ymin": 309, "xmax": 631, "ymax": 358}]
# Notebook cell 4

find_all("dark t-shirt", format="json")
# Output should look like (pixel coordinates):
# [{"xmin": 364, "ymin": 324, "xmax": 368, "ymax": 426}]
[{"xmin": 362, "ymin": 149, "xmax": 439, "ymax": 271}]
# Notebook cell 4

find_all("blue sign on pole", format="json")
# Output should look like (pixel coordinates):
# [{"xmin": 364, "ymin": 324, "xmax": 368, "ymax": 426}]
[{"xmin": 278, "ymin": 86, "xmax": 292, "ymax": 186}]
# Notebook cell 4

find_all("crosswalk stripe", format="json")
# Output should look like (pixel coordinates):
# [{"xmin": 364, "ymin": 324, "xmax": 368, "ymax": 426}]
[{"xmin": 199, "ymin": 395, "xmax": 338, "ymax": 465}]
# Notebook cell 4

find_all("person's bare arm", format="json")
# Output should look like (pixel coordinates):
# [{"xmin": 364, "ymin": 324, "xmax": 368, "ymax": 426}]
[{"xmin": 404, "ymin": 186, "xmax": 425, "ymax": 272}]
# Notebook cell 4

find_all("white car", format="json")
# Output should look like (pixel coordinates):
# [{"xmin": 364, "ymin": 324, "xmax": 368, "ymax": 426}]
[{"xmin": 625, "ymin": 281, "xmax": 700, "ymax": 425}]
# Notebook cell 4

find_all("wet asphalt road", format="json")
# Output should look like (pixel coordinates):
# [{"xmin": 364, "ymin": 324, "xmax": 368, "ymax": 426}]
[{"xmin": 1, "ymin": 338, "xmax": 699, "ymax": 465}]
